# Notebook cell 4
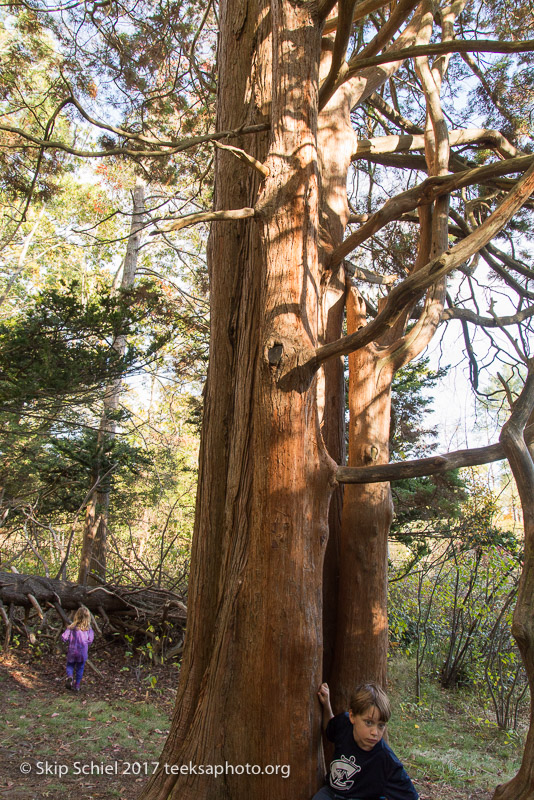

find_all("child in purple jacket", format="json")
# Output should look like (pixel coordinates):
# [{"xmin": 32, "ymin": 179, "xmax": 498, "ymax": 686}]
[{"xmin": 61, "ymin": 606, "xmax": 94, "ymax": 692}]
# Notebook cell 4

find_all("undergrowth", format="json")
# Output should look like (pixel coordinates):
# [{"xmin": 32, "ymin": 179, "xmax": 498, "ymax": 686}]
[{"xmin": 387, "ymin": 655, "xmax": 525, "ymax": 796}]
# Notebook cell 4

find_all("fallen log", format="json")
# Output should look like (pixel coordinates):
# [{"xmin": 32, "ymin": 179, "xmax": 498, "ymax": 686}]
[{"xmin": 0, "ymin": 571, "xmax": 187, "ymax": 625}]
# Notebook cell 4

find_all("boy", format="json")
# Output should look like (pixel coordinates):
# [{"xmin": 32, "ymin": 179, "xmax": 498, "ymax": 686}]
[{"xmin": 313, "ymin": 681, "xmax": 419, "ymax": 800}]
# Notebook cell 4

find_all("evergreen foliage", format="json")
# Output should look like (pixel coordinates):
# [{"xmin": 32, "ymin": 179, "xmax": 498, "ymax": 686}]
[{"xmin": 389, "ymin": 359, "xmax": 468, "ymax": 550}]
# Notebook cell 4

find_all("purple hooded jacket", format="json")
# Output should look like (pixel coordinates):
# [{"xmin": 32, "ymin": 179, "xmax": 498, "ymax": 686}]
[{"xmin": 62, "ymin": 627, "xmax": 94, "ymax": 662}]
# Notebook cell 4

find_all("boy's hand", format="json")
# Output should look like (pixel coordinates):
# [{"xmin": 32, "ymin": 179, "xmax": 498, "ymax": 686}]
[
  {"xmin": 318, "ymin": 682, "xmax": 334, "ymax": 729},
  {"xmin": 317, "ymin": 682, "xmax": 330, "ymax": 705}
]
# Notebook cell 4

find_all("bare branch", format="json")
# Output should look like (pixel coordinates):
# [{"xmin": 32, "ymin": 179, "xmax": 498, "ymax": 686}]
[
  {"xmin": 308, "ymin": 161, "xmax": 534, "ymax": 369},
  {"xmin": 352, "ymin": 127, "xmax": 521, "ymax": 160},
  {"xmin": 441, "ymin": 304, "xmax": 534, "ymax": 327},
  {"xmin": 497, "ymin": 373, "xmax": 517, "ymax": 410},
  {"xmin": 214, "ymin": 141, "xmax": 269, "ymax": 177},
  {"xmin": 330, "ymin": 154, "xmax": 534, "ymax": 266},
  {"xmin": 461, "ymin": 317, "xmax": 479, "ymax": 389},
  {"xmin": 448, "ymin": 209, "xmax": 534, "ymax": 299},
  {"xmin": 346, "ymin": 38, "xmax": 534, "ymax": 76},
  {"xmin": 485, "ymin": 242, "xmax": 534, "ymax": 281},
  {"xmin": 152, "ymin": 208, "xmax": 256, "ymax": 235},
  {"xmin": 346, "ymin": 261, "xmax": 399, "ymax": 285},
  {"xmin": 367, "ymin": 92, "xmax": 424, "ymax": 135},
  {"xmin": 0, "ymin": 121, "xmax": 270, "ymax": 160},
  {"xmin": 488, "ymin": 305, "xmax": 530, "ymax": 364},
  {"xmin": 336, "ymin": 423, "xmax": 534, "ymax": 483}
]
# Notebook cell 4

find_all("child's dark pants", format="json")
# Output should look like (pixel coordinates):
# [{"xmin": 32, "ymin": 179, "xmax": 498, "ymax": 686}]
[{"xmin": 66, "ymin": 660, "xmax": 86, "ymax": 686}]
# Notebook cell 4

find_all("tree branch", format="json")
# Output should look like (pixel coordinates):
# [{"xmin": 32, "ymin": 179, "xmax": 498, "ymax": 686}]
[
  {"xmin": 151, "ymin": 208, "xmax": 256, "ymax": 234},
  {"xmin": 0, "ymin": 121, "xmax": 270, "ymax": 160},
  {"xmin": 485, "ymin": 241, "xmax": 534, "ymax": 281},
  {"xmin": 307, "ymin": 161, "xmax": 534, "ymax": 369},
  {"xmin": 319, "ymin": 0, "xmax": 360, "ymax": 108},
  {"xmin": 441, "ymin": 304, "xmax": 534, "ymax": 328},
  {"xmin": 317, "ymin": 0, "xmax": 339, "ymax": 22},
  {"xmin": 500, "ymin": 368, "xmax": 534, "ymax": 522},
  {"xmin": 352, "ymin": 127, "xmax": 520, "ymax": 160},
  {"xmin": 461, "ymin": 51, "xmax": 519, "ymax": 132},
  {"xmin": 336, "ymin": 423, "xmax": 534, "ymax": 483},
  {"xmin": 346, "ymin": 261, "xmax": 399, "ymax": 285},
  {"xmin": 321, "ymin": 0, "xmax": 420, "ymax": 108},
  {"xmin": 345, "ymin": 38, "xmax": 534, "ymax": 76},
  {"xmin": 448, "ymin": 209, "xmax": 534, "ymax": 300},
  {"xmin": 339, "ymin": 0, "xmax": 435, "ymax": 112},
  {"xmin": 323, "ymin": 0, "xmax": 393, "ymax": 32},
  {"xmin": 367, "ymin": 92, "xmax": 424, "ymax": 135},
  {"xmin": 213, "ymin": 141, "xmax": 269, "ymax": 177},
  {"xmin": 330, "ymin": 153, "xmax": 534, "ymax": 266}
]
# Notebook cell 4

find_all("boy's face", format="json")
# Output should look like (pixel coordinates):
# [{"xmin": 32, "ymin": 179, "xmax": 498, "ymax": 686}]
[{"xmin": 348, "ymin": 704, "xmax": 386, "ymax": 751}]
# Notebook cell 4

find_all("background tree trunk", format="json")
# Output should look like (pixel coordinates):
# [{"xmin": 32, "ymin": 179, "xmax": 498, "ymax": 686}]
[
  {"xmin": 493, "ymin": 372, "xmax": 534, "ymax": 800},
  {"xmin": 78, "ymin": 179, "xmax": 145, "ymax": 585}
]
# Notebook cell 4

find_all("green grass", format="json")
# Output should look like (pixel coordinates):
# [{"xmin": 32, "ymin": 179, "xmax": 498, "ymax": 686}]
[
  {"xmin": 0, "ymin": 650, "xmax": 527, "ymax": 799},
  {"xmin": 0, "ymin": 657, "xmax": 171, "ymax": 799},
  {"xmin": 387, "ymin": 656, "xmax": 525, "ymax": 795},
  {"xmin": 1, "ymin": 690, "xmax": 168, "ymax": 758}
]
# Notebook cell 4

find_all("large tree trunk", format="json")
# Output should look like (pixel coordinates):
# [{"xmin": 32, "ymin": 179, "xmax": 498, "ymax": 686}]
[
  {"xmin": 78, "ymin": 179, "xmax": 145, "ymax": 585},
  {"xmin": 493, "ymin": 373, "xmax": 534, "ymax": 800},
  {"xmin": 140, "ymin": 3, "xmax": 334, "ymax": 799}
]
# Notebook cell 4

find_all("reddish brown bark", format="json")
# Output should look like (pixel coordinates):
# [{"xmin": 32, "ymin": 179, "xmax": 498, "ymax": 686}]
[
  {"xmin": 316, "ymin": 71, "xmax": 355, "ymax": 683},
  {"xmin": 140, "ymin": 3, "xmax": 334, "ymax": 799},
  {"xmin": 136, "ymin": 3, "xmax": 534, "ymax": 798},
  {"xmin": 330, "ymin": 287, "xmax": 393, "ymax": 706}
]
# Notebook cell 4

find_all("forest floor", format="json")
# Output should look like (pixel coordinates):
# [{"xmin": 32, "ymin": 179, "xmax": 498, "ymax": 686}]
[
  {"xmin": 0, "ymin": 642, "xmax": 178, "ymax": 800},
  {"xmin": 0, "ymin": 644, "xmax": 523, "ymax": 800}
]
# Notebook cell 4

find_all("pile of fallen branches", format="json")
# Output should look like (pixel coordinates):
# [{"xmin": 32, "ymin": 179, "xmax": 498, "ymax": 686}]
[{"xmin": 0, "ymin": 570, "xmax": 187, "ymax": 663}]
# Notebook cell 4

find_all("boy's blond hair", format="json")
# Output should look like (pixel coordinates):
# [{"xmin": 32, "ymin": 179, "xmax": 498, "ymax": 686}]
[
  {"xmin": 68, "ymin": 606, "xmax": 91, "ymax": 631},
  {"xmin": 349, "ymin": 682, "xmax": 391, "ymax": 723}
]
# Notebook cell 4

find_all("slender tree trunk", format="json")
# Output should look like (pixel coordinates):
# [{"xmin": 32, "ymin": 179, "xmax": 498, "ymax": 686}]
[
  {"xmin": 327, "ymin": 0, "xmax": 452, "ymax": 700},
  {"xmin": 78, "ymin": 180, "xmax": 145, "ymax": 585},
  {"xmin": 317, "ymin": 83, "xmax": 355, "ymax": 681},
  {"xmin": 330, "ymin": 286, "xmax": 393, "ymax": 706},
  {"xmin": 78, "ymin": 488, "xmax": 103, "ymax": 586},
  {"xmin": 493, "ymin": 371, "xmax": 534, "ymax": 800}
]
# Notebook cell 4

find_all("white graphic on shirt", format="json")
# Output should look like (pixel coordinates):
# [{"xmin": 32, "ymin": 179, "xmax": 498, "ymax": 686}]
[{"xmin": 329, "ymin": 754, "xmax": 361, "ymax": 790}]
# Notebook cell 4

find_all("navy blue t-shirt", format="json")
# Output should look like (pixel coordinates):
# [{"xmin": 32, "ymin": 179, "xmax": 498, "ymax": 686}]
[{"xmin": 325, "ymin": 713, "xmax": 419, "ymax": 800}]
